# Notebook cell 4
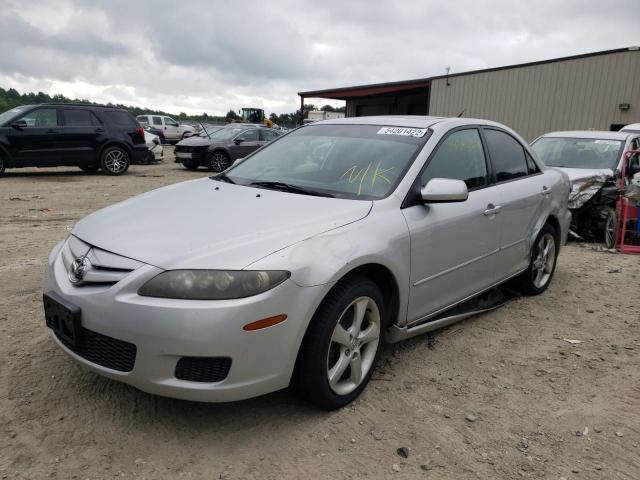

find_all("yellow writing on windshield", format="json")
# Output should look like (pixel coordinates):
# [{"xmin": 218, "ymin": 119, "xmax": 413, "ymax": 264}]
[{"xmin": 342, "ymin": 161, "xmax": 394, "ymax": 195}]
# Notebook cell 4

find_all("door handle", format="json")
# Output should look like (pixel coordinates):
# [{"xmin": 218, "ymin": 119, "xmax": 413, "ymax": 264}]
[
  {"xmin": 46, "ymin": 129, "xmax": 57, "ymax": 134},
  {"xmin": 95, "ymin": 128, "xmax": 105, "ymax": 133},
  {"xmin": 541, "ymin": 186, "xmax": 552, "ymax": 196},
  {"xmin": 483, "ymin": 204, "xmax": 502, "ymax": 216}
]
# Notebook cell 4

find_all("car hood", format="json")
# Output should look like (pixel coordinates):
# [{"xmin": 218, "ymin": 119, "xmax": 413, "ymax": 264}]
[
  {"xmin": 551, "ymin": 166, "xmax": 614, "ymax": 183},
  {"xmin": 552, "ymin": 167, "xmax": 614, "ymax": 209},
  {"xmin": 175, "ymin": 136, "xmax": 212, "ymax": 147},
  {"xmin": 72, "ymin": 178, "xmax": 372, "ymax": 270}
]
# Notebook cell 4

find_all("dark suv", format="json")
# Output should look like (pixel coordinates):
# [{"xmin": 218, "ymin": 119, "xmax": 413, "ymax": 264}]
[{"xmin": 0, "ymin": 104, "xmax": 148, "ymax": 176}]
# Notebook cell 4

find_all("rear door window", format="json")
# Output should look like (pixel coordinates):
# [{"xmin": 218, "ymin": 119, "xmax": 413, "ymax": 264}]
[
  {"xmin": 421, "ymin": 128, "xmax": 488, "ymax": 190},
  {"xmin": 102, "ymin": 110, "xmax": 138, "ymax": 127},
  {"xmin": 152, "ymin": 116, "xmax": 163, "ymax": 126},
  {"xmin": 63, "ymin": 109, "xmax": 101, "ymax": 126},
  {"xmin": 484, "ymin": 128, "xmax": 528, "ymax": 182}
]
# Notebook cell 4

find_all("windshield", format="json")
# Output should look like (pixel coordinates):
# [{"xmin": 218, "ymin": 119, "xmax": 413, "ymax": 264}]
[
  {"xmin": 199, "ymin": 126, "xmax": 223, "ymax": 137},
  {"xmin": 223, "ymin": 124, "xmax": 429, "ymax": 199},
  {"xmin": 210, "ymin": 126, "xmax": 248, "ymax": 140},
  {"xmin": 0, "ymin": 106, "xmax": 30, "ymax": 127},
  {"xmin": 531, "ymin": 137, "xmax": 623, "ymax": 169}
]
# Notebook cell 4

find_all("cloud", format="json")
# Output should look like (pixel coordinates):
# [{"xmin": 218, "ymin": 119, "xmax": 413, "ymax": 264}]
[{"xmin": 0, "ymin": 0, "xmax": 638, "ymax": 115}]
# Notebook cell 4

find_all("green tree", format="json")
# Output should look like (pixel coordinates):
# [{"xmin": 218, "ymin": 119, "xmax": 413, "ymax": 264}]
[
  {"xmin": 225, "ymin": 109, "xmax": 239, "ymax": 123},
  {"xmin": 320, "ymin": 104, "xmax": 335, "ymax": 112}
]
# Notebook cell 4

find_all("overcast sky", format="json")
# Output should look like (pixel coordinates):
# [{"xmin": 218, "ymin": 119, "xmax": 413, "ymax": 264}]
[{"xmin": 1, "ymin": 0, "xmax": 638, "ymax": 116}]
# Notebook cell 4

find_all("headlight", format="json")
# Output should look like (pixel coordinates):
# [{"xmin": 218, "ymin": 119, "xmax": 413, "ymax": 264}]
[{"xmin": 138, "ymin": 270, "xmax": 290, "ymax": 300}]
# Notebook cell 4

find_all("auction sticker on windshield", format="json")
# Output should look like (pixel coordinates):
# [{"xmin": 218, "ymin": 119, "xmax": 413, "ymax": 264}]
[{"xmin": 377, "ymin": 127, "xmax": 428, "ymax": 138}]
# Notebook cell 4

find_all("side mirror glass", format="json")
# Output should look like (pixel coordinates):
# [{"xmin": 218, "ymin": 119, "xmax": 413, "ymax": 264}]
[
  {"xmin": 420, "ymin": 178, "xmax": 469, "ymax": 203},
  {"xmin": 234, "ymin": 137, "xmax": 245, "ymax": 145}
]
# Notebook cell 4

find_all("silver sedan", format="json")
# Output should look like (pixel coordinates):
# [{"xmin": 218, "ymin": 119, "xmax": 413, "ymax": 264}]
[{"xmin": 43, "ymin": 116, "xmax": 571, "ymax": 409}]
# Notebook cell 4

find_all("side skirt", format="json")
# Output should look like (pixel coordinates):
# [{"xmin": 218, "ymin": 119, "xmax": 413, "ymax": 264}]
[{"xmin": 385, "ymin": 287, "xmax": 518, "ymax": 343}]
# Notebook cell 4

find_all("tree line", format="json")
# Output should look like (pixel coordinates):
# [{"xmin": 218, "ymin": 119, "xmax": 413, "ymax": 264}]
[{"xmin": 0, "ymin": 87, "xmax": 345, "ymax": 127}]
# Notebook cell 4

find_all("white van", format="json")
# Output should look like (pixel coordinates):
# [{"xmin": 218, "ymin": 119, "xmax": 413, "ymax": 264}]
[{"xmin": 136, "ymin": 115, "xmax": 195, "ymax": 142}]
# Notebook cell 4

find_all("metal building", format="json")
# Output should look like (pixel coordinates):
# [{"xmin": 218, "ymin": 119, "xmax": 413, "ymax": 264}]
[{"xmin": 298, "ymin": 47, "xmax": 640, "ymax": 140}]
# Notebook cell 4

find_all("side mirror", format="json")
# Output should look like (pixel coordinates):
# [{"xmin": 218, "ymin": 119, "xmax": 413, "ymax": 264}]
[
  {"xmin": 420, "ymin": 178, "xmax": 469, "ymax": 203},
  {"xmin": 234, "ymin": 137, "xmax": 245, "ymax": 145},
  {"xmin": 11, "ymin": 121, "xmax": 27, "ymax": 130}
]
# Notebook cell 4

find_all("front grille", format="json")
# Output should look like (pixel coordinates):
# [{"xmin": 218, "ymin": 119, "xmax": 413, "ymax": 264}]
[
  {"xmin": 62, "ymin": 236, "xmax": 143, "ymax": 286},
  {"xmin": 175, "ymin": 356, "xmax": 231, "ymax": 382},
  {"xmin": 55, "ymin": 327, "xmax": 137, "ymax": 372}
]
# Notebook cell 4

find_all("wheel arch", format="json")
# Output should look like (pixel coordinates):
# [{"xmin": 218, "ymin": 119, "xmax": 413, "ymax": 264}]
[{"xmin": 98, "ymin": 141, "xmax": 132, "ymax": 160}]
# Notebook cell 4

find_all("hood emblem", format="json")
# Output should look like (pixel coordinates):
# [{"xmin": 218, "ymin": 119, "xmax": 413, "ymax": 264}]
[{"xmin": 69, "ymin": 247, "xmax": 92, "ymax": 284}]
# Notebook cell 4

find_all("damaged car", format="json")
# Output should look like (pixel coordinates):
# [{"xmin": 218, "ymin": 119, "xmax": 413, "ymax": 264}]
[
  {"xmin": 532, "ymin": 130, "xmax": 640, "ymax": 247},
  {"xmin": 44, "ymin": 116, "xmax": 570, "ymax": 409}
]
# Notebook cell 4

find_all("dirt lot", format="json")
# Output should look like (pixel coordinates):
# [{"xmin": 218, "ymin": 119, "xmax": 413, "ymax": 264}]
[{"xmin": 1, "ymin": 147, "xmax": 639, "ymax": 479}]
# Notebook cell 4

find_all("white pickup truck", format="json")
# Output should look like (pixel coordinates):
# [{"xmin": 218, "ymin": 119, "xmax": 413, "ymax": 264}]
[{"xmin": 136, "ymin": 114, "xmax": 195, "ymax": 142}]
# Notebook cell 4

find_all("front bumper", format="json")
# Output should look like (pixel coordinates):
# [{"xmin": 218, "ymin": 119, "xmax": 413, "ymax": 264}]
[{"xmin": 43, "ymin": 240, "xmax": 324, "ymax": 402}]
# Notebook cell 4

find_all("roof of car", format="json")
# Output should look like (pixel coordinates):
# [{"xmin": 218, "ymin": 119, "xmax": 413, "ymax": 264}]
[
  {"xmin": 538, "ymin": 130, "xmax": 633, "ymax": 140},
  {"xmin": 621, "ymin": 123, "xmax": 640, "ymax": 133},
  {"xmin": 315, "ymin": 115, "xmax": 445, "ymax": 128}
]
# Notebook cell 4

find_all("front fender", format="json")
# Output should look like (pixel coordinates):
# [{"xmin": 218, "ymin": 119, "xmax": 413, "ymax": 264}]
[{"xmin": 245, "ymin": 200, "xmax": 412, "ymax": 325}]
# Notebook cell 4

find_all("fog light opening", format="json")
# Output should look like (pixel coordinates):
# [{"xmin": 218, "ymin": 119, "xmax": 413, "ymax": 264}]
[{"xmin": 243, "ymin": 314, "xmax": 288, "ymax": 331}]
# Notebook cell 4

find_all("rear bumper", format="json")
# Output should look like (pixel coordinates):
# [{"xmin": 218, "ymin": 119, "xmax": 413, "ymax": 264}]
[{"xmin": 131, "ymin": 145, "xmax": 150, "ymax": 165}]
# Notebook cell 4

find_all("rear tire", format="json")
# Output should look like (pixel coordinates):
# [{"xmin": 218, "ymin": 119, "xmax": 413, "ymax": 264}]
[
  {"xmin": 292, "ymin": 276, "xmax": 386, "ymax": 410},
  {"xmin": 516, "ymin": 223, "xmax": 559, "ymax": 295},
  {"xmin": 100, "ymin": 147, "xmax": 130, "ymax": 175},
  {"xmin": 209, "ymin": 151, "xmax": 231, "ymax": 172},
  {"xmin": 604, "ymin": 207, "xmax": 617, "ymax": 249}
]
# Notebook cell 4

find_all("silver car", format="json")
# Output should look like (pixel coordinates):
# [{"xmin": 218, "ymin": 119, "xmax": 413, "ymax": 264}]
[{"xmin": 43, "ymin": 116, "xmax": 570, "ymax": 409}]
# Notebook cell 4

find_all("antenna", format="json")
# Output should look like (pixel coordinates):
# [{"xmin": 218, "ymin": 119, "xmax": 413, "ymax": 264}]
[{"xmin": 446, "ymin": 66, "xmax": 451, "ymax": 86}]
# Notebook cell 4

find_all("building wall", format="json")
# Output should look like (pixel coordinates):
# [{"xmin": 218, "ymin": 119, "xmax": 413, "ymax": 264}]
[{"xmin": 428, "ymin": 49, "xmax": 640, "ymax": 140}]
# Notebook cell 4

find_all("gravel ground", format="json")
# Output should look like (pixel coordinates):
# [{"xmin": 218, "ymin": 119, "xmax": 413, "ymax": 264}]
[{"xmin": 1, "ymin": 147, "xmax": 639, "ymax": 479}]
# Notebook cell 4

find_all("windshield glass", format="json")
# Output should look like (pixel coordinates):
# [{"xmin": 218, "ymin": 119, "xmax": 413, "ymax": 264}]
[
  {"xmin": 199, "ymin": 126, "xmax": 223, "ymax": 137},
  {"xmin": 0, "ymin": 106, "xmax": 30, "ymax": 126},
  {"xmin": 224, "ymin": 124, "xmax": 429, "ymax": 199},
  {"xmin": 210, "ymin": 126, "xmax": 247, "ymax": 140},
  {"xmin": 531, "ymin": 137, "xmax": 623, "ymax": 169}
]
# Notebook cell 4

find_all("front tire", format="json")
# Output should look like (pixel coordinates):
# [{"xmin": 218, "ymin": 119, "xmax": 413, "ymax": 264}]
[
  {"xmin": 517, "ymin": 223, "xmax": 559, "ymax": 295},
  {"xmin": 293, "ymin": 276, "xmax": 385, "ymax": 410},
  {"xmin": 604, "ymin": 207, "xmax": 617, "ymax": 249},
  {"xmin": 209, "ymin": 151, "xmax": 231, "ymax": 172},
  {"xmin": 100, "ymin": 147, "xmax": 130, "ymax": 175},
  {"xmin": 182, "ymin": 160, "xmax": 200, "ymax": 170}
]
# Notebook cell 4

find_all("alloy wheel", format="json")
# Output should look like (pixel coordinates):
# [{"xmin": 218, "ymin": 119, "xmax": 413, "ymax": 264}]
[
  {"xmin": 532, "ymin": 233, "xmax": 556, "ymax": 289},
  {"xmin": 104, "ymin": 150, "xmax": 128, "ymax": 174},
  {"xmin": 327, "ymin": 296, "xmax": 381, "ymax": 396},
  {"xmin": 210, "ymin": 152, "xmax": 229, "ymax": 172}
]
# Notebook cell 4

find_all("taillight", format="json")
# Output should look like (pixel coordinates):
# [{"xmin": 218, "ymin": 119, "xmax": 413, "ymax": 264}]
[{"xmin": 136, "ymin": 127, "xmax": 144, "ymax": 138}]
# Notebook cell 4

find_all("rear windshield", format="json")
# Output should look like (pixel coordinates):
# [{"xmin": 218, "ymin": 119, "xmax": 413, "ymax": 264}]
[
  {"xmin": 225, "ymin": 124, "xmax": 430, "ymax": 199},
  {"xmin": 103, "ymin": 110, "xmax": 138, "ymax": 127},
  {"xmin": 0, "ymin": 106, "xmax": 31, "ymax": 127},
  {"xmin": 531, "ymin": 137, "xmax": 623, "ymax": 170}
]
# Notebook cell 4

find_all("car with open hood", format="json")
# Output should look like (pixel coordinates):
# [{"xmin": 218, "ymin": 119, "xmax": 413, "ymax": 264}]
[
  {"xmin": 43, "ymin": 116, "xmax": 570, "ymax": 409},
  {"xmin": 174, "ymin": 124, "xmax": 282, "ymax": 172},
  {"xmin": 531, "ymin": 130, "xmax": 640, "ymax": 247}
]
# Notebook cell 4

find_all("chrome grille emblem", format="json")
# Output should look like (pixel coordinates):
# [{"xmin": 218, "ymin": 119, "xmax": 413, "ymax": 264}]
[{"xmin": 69, "ymin": 247, "xmax": 92, "ymax": 284}]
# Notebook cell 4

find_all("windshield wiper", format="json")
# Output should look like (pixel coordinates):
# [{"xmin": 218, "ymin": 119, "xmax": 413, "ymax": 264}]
[
  {"xmin": 210, "ymin": 173, "xmax": 235, "ymax": 184},
  {"xmin": 249, "ymin": 181, "xmax": 334, "ymax": 197}
]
